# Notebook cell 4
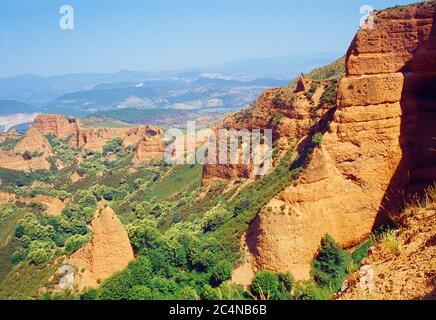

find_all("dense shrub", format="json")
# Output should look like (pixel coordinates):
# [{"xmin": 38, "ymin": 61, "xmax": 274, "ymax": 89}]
[
  {"xmin": 46, "ymin": 135, "xmax": 77, "ymax": 163},
  {"xmin": 126, "ymin": 257, "xmax": 153, "ymax": 286},
  {"xmin": 27, "ymin": 241, "xmax": 56, "ymax": 266},
  {"xmin": 64, "ymin": 234, "xmax": 90, "ymax": 254},
  {"xmin": 178, "ymin": 287, "xmax": 199, "ymax": 300},
  {"xmin": 251, "ymin": 271, "xmax": 280, "ymax": 299},
  {"xmin": 15, "ymin": 214, "xmax": 55, "ymax": 242},
  {"xmin": 352, "ymin": 240, "xmax": 373, "ymax": 267},
  {"xmin": 311, "ymin": 234, "xmax": 352, "ymax": 292},
  {"xmin": 278, "ymin": 272, "xmax": 295, "ymax": 292},
  {"xmin": 98, "ymin": 271, "xmax": 132, "ymax": 300},
  {"xmin": 129, "ymin": 286, "xmax": 153, "ymax": 300},
  {"xmin": 201, "ymin": 284, "xmax": 219, "ymax": 300},
  {"xmin": 127, "ymin": 219, "xmax": 162, "ymax": 250},
  {"xmin": 210, "ymin": 261, "xmax": 232, "ymax": 286},
  {"xmin": 189, "ymin": 248, "xmax": 216, "ymax": 271},
  {"xmin": 103, "ymin": 137, "xmax": 123, "ymax": 156},
  {"xmin": 312, "ymin": 133, "xmax": 323, "ymax": 146},
  {"xmin": 201, "ymin": 203, "xmax": 232, "ymax": 232},
  {"xmin": 294, "ymin": 280, "xmax": 331, "ymax": 300}
]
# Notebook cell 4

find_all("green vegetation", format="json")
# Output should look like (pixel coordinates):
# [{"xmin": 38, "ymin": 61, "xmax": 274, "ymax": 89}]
[
  {"xmin": 47, "ymin": 135, "xmax": 77, "ymax": 163},
  {"xmin": 0, "ymin": 262, "xmax": 59, "ymax": 300},
  {"xmin": 269, "ymin": 111, "xmax": 284, "ymax": 127},
  {"xmin": 319, "ymin": 79, "xmax": 339, "ymax": 106},
  {"xmin": 210, "ymin": 261, "xmax": 232, "ymax": 286},
  {"xmin": 312, "ymin": 133, "xmax": 323, "ymax": 146},
  {"xmin": 103, "ymin": 137, "xmax": 123, "ymax": 156},
  {"xmin": 201, "ymin": 203, "xmax": 232, "ymax": 232},
  {"xmin": 351, "ymin": 240, "xmax": 373, "ymax": 267},
  {"xmin": 294, "ymin": 280, "xmax": 332, "ymax": 300},
  {"xmin": 305, "ymin": 82, "xmax": 318, "ymax": 101},
  {"xmin": 58, "ymin": 139, "xmax": 316, "ymax": 301},
  {"xmin": 311, "ymin": 235, "xmax": 352, "ymax": 293},
  {"xmin": 0, "ymin": 94, "xmax": 403, "ymax": 301},
  {"xmin": 380, "ymin": 230, "xmax": 401, "ymax": 255}
]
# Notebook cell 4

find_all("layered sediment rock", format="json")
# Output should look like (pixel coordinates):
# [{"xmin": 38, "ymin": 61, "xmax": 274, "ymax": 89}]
[
  {"xmin": 34, "ymin": 114, "xmax": 79, "ymax": 140},
  {"xmin": 132, "ymin": 134, "xmax": 165, "ymax": 164},
  {"xmin": 249, "ymin": 2, "xmax": 436, "ymax": 280}
]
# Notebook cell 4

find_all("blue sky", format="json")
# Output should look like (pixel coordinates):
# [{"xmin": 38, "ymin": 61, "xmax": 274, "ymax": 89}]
[{"xmin": 0, "ymin": 0, "xmax": 418, "ymax": 77}]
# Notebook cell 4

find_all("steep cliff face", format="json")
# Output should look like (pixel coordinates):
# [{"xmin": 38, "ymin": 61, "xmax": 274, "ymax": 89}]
[
  {"xmin": 34, "ymin": 114, "xmax": 79, "ymax": 140},
  {"xmin": 249, "ymin": 2, "xmax": 436, "ymax": 280},
  {"xmin": 132, "ymin": 134, "xmax": 165, "ymax": 165},
  {"xmin": 67, "ymin": 206, "xmax": 134, "ymax": 290}
]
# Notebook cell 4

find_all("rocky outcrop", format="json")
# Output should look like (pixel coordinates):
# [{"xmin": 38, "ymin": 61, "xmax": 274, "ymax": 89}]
[
  {"xmin": 0, "ymin": 128, "xmax": 20, "ymax": 144},
  {"xmin": 202, "ymin": 82, "xmax": 337, "ymax": 183},
  {"xmin": 13, "ymin": 126, "xmax": 51, "ymax": 155},
  {"xmin": 34, "ymin": 114, "xmax": 164, "ymax": 155},
  {"xmin": 132, "ymin": 134, "xmax": 165, "ymax": 165},
  {"xmin": 77, "ymin": 125, "xmax": 162, "ymax": 153},
  {"xmin": 67, "ymin": 206, "xmax": 134, "ymax": 291},
  {"xmin": 34, "ymin": 114, "xmax": 79, "ymax": 140},
  {"xmin": 294, "ymin": 75, "xmax": 312, "ymax": 93},
  {"xmin": 0, "ymin": 154, "xmax": 51, "ymax": 171},
  {"xmin": 0, "ymin": 114, "xmax": 165, "ymax": 171},
  {"xmin": 0, "ymin": 126, "xmax": 52, "ymax": 171},
  {"xmin": 246, "ymin": 2, "xmax": 436, "ymax": 280}
]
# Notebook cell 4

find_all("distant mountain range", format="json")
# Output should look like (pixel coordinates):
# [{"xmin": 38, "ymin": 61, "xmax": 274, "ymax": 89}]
[
  {"xmin": 0, "ymin": 53, "xmax": 341, "ymax": 130},
  {"xmin": 0, "ymin": 100, "xmax": 42, "ymax": 115}
]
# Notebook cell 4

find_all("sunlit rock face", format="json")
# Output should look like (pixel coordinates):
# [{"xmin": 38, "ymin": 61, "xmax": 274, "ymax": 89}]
[
  {"xmin": 249, "ymin": 2, "xmax": 436, "ymax": 280},
  {"xmin": 67, "ymin": 206, "xmax": 135, "ymax": 291}
]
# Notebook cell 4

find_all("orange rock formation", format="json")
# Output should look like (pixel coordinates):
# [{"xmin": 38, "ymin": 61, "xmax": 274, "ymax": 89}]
[
  {"xmin": 0, "ymin": 114, "xmax": 165, "ymax": 170},
  {"xmin": 34, "ymin": 114, "xmax": 79, "ymax": 139},
  {"xmin": 68, "ymin": 206, "xmax": 134, "ymax": 290},
  {"xmin": 0, "ymin": 126, "xmax": 52, "ymax": 171},
  {"xmin": 248, "ymin": 2, "xmax": 436, "ymax": 280}
]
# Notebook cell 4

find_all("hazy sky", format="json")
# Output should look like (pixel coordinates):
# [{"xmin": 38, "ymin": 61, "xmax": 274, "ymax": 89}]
[{"xmin": 0, "ymin": 0, "xmax": 418, "ymax": 77}]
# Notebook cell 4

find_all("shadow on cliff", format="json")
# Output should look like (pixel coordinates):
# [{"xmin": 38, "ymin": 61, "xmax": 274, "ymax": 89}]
[{"xmin": 373, "ymin": 14, "xmax": 436, "ymax": 228}]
